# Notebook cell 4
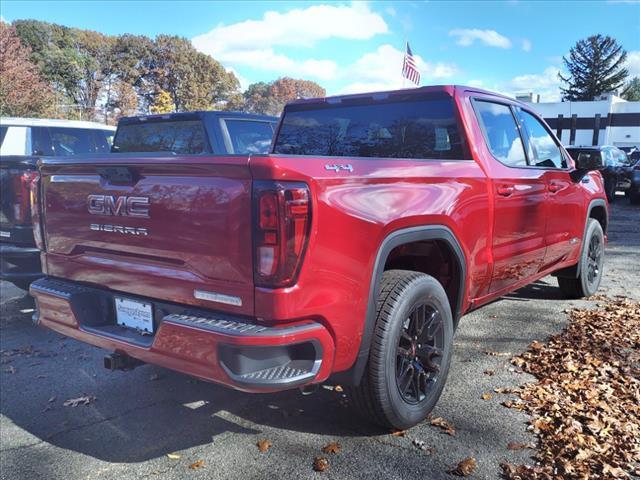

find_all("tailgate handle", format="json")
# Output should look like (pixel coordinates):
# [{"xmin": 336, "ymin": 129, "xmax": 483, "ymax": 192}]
[{"xmin": 98, "ymin": 167, "xmax": 139, "ymax": 184}]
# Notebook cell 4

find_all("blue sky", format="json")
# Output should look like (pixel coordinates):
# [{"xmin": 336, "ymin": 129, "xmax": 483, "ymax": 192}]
[{"xmin": 2, "ymin": 0, "xmax": 639, "ymax": 100}]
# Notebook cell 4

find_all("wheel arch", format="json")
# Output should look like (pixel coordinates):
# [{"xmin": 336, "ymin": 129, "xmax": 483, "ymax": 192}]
[{"xmin": 332, "ymin": 225, "xmax": 467, "ymax": 386}]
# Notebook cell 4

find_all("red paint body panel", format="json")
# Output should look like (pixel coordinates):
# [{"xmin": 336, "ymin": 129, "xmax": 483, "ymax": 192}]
[{"xmin": 33, "ymin": 86, "xmax": 607, "ymax": 391}]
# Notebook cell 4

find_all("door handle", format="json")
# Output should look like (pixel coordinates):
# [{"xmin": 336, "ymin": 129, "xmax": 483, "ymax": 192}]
[
  {"xmin": 497, "ymin": 185, "xmax": 515, "ymax": 197},
  {"xmin": 548, "ymin": 182, "xmax": 562, "ymax": 193}
]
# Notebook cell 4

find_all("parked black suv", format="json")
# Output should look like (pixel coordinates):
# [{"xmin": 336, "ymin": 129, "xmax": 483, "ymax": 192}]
[{"xmin": 566, "ymin": 145, "xmax": 632, "ymax": 202}]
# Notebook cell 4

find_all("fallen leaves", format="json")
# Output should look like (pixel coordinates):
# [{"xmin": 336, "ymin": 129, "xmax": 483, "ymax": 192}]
[
  {"xmin": 188, "ymin": 460, "xmax": 204, "ymax": 470},
  {"xmin": 63, "ymin": 395, "xmax": 96, "ymax": 407},
  {"xmin": 321, "ymin": 442, "xmax": 341, "ymax": 454},
  {"xmin": 313, "ymin": 456, "xmax": 329, "ymax": 472},
  {"xmin": 430, "ymin": 417, "xmax": 456, "ymax": 436},
  {"xmin": 447, "ymin": 457, "xmax": 477, "ymax": 476},
  {"xmin": 256, "ymin": 439, "xmax": 272, "ymax": 452},
  {"xmin": 480, "ymin": 392, "xmax": 493, "ymax": 401},
  {"xmin": 500, "ymin": 298, "xmax": 640, "ymax": 479}
]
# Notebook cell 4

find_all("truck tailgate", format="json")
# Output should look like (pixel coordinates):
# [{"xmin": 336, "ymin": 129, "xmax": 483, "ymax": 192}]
[{"xmin": 40, "ymin": 155, "xmax": 254, "ymax": 315}]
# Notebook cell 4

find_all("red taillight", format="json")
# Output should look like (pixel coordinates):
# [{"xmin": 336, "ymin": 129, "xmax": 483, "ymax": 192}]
[
  {"xmin": 28, "ymin": 171, "xmax": 45, "ymax": 250},
  {"xmin": 253, "ymin": 181, "xmax": 311, "ymax": 288},
  {"xmin": 12, "ymin": 171, "xmax": 39, "ymax": 225}
]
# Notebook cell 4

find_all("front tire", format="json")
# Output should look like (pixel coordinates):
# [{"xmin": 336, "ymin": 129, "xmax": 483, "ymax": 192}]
[
  {"xmin": 348, "ymin": 270, "xmax": 453, "ymax": 430},
  {"xmin": 558, "ymin": 219, "xmax": 604, "ymax": 298}
]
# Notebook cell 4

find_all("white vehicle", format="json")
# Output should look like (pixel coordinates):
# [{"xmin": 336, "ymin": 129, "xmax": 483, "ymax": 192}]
[{"xmin": 0, "ymin": 117, "xmax": 116, "ymax": 157}]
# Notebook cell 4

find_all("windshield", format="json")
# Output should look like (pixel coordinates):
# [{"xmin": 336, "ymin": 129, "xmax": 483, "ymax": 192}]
[{"xmin": 273, "ymin": 95, "xmax": 468, "ymax": 160}]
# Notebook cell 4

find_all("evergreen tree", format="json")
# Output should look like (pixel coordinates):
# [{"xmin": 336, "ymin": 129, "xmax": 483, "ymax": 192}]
[
  {"xmin": 621, "ymin": 77, "xmax": 640, "ymax": 101},
  {"xmin": 559, "ymin": 35, "xmax": 628, "ymax": 101}
]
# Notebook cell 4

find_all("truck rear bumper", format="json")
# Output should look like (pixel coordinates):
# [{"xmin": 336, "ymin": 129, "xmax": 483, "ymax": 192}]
[{"xmin": 30, "ymin": 277, "xmax": 335, "ymax": 392}]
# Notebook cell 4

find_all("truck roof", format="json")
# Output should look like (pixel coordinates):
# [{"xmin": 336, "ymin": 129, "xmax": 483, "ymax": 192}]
[
  {"xmin": 117, "ymin": 111, "xmax": 278, "ymax": 125},
  {"xmin": 0, "ymin": 117, "xmax": 115, "ymax": 130},
  {"xmin": 284, "ymin": 85, "xmax": 518, "ymax": 108}
]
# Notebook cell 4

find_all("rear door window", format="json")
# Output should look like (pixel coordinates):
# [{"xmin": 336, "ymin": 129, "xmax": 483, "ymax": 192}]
[
  {"xmin": 473, "ymin": 100, "xmax": 527, "ymax": 167},
  {"xmin": 113, "ymin": 120, "xmax": 211, "ymax": 154},
  {"xmin": 274, "ymin": 94, "xmax": 468, "ymax": 160},
  {"xmin": 221, "ymin": 119, "xmax": 274, "ymax": 154}
]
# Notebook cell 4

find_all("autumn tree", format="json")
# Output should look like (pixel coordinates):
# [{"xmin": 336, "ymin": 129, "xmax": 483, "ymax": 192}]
[
  {"xmin": 150, "ymin": 89, "xmax": 175, "ymax": 114},
  {"xmin": 243, "ymin": 77, "xmax": 325, "ymax": 115},
  {"xmin": 152, "ymin": 35, "xmax": 239, "ymax": 112},
  {"xmin": 0, "ymin": 22, "xmax": 55, "ymax": 117},
  {"xmin": 559, "ymin": 35, "xmax": 628, "ymax": 101},
  {"xmin": 621, "ymin": 77, "xmax": 640, "ymax": 101}
]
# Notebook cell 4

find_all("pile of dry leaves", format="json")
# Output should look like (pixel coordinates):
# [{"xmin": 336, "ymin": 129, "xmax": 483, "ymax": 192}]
[{"xmin": 501, "ymin": 298, "xmax": 640, "ymax": 479}]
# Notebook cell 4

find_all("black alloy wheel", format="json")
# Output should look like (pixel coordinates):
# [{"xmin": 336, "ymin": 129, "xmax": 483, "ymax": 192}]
[{"xmin": 396, "ymin": 304, "xmax": 444, "ymax": 404}]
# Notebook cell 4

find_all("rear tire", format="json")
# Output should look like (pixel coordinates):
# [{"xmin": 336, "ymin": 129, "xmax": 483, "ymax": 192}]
[
  {"xmin": 348, "ymin": 270, "xmax": 453, "ymax": 430},
  {"xmin": 558, "ymin": 219, "xmax": 604, "ymax": 298}
]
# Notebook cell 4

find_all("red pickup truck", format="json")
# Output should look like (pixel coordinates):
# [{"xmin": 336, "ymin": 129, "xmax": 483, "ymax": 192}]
[{"xmin": 30, "ymin": 86, "xmax": 607, "ymax": 429}]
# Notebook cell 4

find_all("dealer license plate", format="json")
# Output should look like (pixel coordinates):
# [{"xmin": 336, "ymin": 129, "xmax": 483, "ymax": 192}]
[{"xmin": 115, "ymin": 297, "xmax": 154, "ymax": 333}]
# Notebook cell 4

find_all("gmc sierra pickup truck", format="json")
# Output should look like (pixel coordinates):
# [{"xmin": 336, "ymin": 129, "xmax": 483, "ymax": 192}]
[
  {"xmin": 1, "ymin": 112, "xmax": 275, "ymax": 291},
  {"xmin": 29, "ymin": 86, "xmax": 607, "ymax": 429}
]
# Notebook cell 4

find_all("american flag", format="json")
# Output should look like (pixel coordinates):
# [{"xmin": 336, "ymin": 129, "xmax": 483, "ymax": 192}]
[{"xmin": 402, "ymin": 42, "xmax": 420, "ymax": 86}]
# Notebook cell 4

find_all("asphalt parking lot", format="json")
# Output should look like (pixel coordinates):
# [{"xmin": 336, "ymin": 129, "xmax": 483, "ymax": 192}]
[{"xmin": 1, "ymin": 200, "xmax": 639, "ymax": 480}]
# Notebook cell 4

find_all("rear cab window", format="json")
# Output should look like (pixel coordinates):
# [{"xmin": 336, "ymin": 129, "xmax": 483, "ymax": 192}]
[
  {"xmin": 273, "ymin": 92, "xmax": 469, "ymax": 160},
  {"xmin": 113, "ymin": 119, "xmax": 212, "ymax": 154}
]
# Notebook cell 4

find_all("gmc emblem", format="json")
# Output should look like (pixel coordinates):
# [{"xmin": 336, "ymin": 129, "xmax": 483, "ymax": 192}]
[{"xmin": 87, "ymin": 195, "xmax": 150, "ymax": 218}]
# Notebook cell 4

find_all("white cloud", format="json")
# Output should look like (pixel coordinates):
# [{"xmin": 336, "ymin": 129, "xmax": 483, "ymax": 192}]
[
  {"xmin": 521, "ymin": 39, "xmax": 532, "ymax": 52},
  {"xmin": 340, "ymin": 44, "xmax": 459, "ymax": 94},
  {"xmin": 385, "ymin": 6, "xmax": 397, "ymax": 16},
  {"xmin": 449, "ymin": 29, "xmax": 512, "ymax": 49},
  {"xmin": 626, "ymin": 50, "xmax": 640, "ymax": 77},
  {"xmin": 503, "ymin": 66, "xmax": 562, "ymax": 102},
  {"xmin": 192, "ymin": 3, "xmax": 387, "ymax": 81}
]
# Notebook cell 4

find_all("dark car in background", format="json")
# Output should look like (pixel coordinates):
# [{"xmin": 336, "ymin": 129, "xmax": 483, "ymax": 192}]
[
  {"xmin": 1, "ymin": 118, "xmax": 116, "ymax": 290},
  {"xmin": 626, "ymin": 159, "xmax": 640, "ymax": 205},
  {"xmin": 566, "ymin": 145, "xmax": 632, "ymax": 202}
]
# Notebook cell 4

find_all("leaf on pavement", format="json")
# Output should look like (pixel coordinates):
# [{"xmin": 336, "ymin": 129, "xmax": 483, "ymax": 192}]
[
  {"xmin": 167, "ymin": 453, "xmax": 181, "ymax": 460},
  {"xmin": 447, "ymin": 457, "xmax": 477, "ymax": 476},
  {"xmin": 483, "ymin": 369, "xmax": 495, "ymax": 376},
  {"xmin": 430, "ymin": 417, "xmax": 456, "ymax": 436},
  {"xmin": 313, "ymin": 456, "xmax": 329, "ymax": 472},
  {"xmin": 188, "ymin": 460, "xmax": 204, "ymax": 470},
  {"xmin": 63, "ymin": 395, "xmax": 96, "ymax": 407},
  {"xmin": 390, "ymin": 430, "xmax": 406, "ymax": 437},
  {"xmin": 256, "ymin": 439, "xmax": 272, "ymax": 452},
  {"xmin": 481, "ymin": 392, "xmax": 492, "ymax": 400},
  {"xmin": 321, "ymin": 442, "xmax": 341, "ymax": 454}
]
